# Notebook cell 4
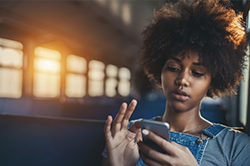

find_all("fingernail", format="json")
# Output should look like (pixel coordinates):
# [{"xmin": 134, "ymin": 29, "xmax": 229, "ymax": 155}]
[
  {"xmin": 136, "ymin": 139, "xmax": 140, "ymax": 143},
  {"xmin": 132, "ymin": 99, "xmax": 137, "ymax": 104},
  {"xmin": 142, "ymin": 129, "xmax": 149, "ymax": 135}
]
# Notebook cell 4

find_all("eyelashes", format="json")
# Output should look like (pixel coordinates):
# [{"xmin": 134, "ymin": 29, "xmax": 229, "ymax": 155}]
[
  {"xmin": 167, "ymin": 66, "xmax": 204, "ymax": 77},
  {"xmin": 167, "ymin": 66, "xmax": 180, "ymax": 71},
  {"xmin": 192, "ymin": 71, "xmax": 204, "ymax": 77}
]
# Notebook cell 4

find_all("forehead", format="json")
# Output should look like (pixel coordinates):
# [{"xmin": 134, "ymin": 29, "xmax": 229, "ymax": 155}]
[{"xmin": 171, "ymin": 49, "xmax": 201, "ymax": 63}]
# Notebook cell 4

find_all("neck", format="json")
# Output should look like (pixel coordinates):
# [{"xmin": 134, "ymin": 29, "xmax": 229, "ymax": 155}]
[{"xmin": 161, "ymin": 102, "xmax": 210, "ymax": 135}]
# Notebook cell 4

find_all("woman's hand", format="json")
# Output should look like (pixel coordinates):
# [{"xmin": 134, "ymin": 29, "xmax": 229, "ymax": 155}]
[
  {"xmin": 138, "ymin": 129, "xmax": 199, "ymax": 166},
  {"xmin": 103, "ymin": 99, "xmax": 141, "ymax": 166}
]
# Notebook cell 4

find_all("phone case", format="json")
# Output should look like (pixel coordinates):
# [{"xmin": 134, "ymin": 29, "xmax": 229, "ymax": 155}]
[{"xmin": 140, "ymin": 119, "xmax": 170, "ymax": 153}]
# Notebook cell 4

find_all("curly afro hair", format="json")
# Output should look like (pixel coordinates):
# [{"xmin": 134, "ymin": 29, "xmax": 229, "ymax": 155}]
[{"xmin": 141, "ymin": 0, "xmax": 247, "ymax": 97}]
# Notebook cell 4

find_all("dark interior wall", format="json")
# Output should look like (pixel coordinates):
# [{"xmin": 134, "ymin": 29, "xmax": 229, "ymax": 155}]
[{"xmin": 0, "ymin": 115, "xmax": 105, "ymax": 166}]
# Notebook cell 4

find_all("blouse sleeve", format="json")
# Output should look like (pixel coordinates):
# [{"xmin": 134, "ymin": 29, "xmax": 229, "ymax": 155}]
[{"xmin": 231, "ymin": 132, "xmax": 250, "ymax": 166}]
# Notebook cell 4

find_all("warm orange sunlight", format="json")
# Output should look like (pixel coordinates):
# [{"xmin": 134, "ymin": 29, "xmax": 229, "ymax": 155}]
[
  {"xmin": 33, "ymin": 47, "xmax": 61, "ymax": 98},
  {"xmin": 34, "ymin": 47, "xmax": 61, "ymax": 60},
  {"xmin": 0, "ymin": 37, "xmax": 23, "ymax": 50},
  {"xmin": 34, "ymin": 58, "xmax": 61, "ymax": 73}
]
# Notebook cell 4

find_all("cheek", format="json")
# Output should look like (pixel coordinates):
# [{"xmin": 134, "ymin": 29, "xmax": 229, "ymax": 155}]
[
  {"xmin": 195, "ymin": 80, "xmax": 211, "ymax": 96},
  {"xmin": 161, "ymin": 73, "xmax": 175, "ymax": 93}
]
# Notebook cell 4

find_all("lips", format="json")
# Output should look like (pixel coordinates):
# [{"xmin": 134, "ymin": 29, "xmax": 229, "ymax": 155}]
[{"xmin": 172, "ymin": 89, "xmax": 190, "ymax": 101}]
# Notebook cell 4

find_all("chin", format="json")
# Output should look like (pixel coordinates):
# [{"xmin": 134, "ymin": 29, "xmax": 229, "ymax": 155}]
[{"xmin": 169, "ymin": 102, "xmax": 190, "ymax": 112}]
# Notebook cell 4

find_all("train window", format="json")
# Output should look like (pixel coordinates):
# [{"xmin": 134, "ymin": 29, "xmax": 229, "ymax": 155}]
[
  {"xmin": 88, "ymin": 60, "xmax": 105, "ymax": 97},
  {"xmin": 110, "ymin": 0, "xmax": 119, "ymax": 16},
  {"xmin": 66, "ymin": 55, "xmax": 87, "ymax": 97},
  {"xmin": 33, "ymin": 47, "xmax": 61, "ymax": 98},
  {"xmin": 95, "ymin": 0, "xmax": 106, "ymax": 6},
  {"xmin": 239, "ymin": 45, "xmax": 249, "ymax": 126},
  {"xmin": 122, "ymin": 3, "xmax": 131, "ymax": 25},
  {"xmin": 0, "ymin": 38, "xmax": 23, "ymax": 98},
  {"xmin": 105, "ymin": 64, "xmax": 118, "ymax": 97},
  {"xmin": 118, "ymin": 67, "xmax": 130, "ymax": 96}
]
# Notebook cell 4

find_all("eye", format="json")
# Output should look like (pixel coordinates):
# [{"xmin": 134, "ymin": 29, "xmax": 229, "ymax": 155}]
[
  {"xmin": 192, "ymin": 71, "xmax": 204, "ymax": 77},
  {"xmin": 168, "ymin": 66, "xmax": 180, "ymax": 72}
]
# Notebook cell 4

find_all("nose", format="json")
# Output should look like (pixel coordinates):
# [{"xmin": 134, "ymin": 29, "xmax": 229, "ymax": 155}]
[{"xmin": 174, "ymin": 70, "xmax": 190, "ymax": 87}]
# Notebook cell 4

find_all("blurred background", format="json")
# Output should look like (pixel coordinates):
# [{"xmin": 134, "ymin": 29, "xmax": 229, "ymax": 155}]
[{"xmin": 0, "ymin": 0, "xmax": 249, "ymax": 165}]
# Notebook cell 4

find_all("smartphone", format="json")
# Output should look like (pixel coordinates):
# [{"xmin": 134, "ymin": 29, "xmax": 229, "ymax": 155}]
[{"xmin": 140, "ymin": 119, "xmax": 170, "ymax": 153}]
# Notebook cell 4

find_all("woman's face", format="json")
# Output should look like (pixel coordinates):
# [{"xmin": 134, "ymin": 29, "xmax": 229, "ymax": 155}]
[{"xmin": 161, "ymin": 50, "xmax": 212, "ymax": 112}]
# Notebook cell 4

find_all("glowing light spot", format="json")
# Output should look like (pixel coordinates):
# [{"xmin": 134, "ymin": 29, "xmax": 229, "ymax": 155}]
[
  {"xmin": 0, "ymin": 68, "xmax": 22, "ymax": 98},
  {"xmin": 33, "ymin": 47, "xmax": 61, "ymax": 98},
  {"xmin": 106, "ymin": 64, "xmax": 118, "ymax": 77},
  {"xmin": 66, "ymin": 74, "xmax": 86, "ymax": 97},
  {"xmin": 33, "ymin": 72, "xmax": 60, "ymax": 98},
  {"xmin": 0, "ymin": 37, "xmax": 23, "ymax": 49},
  {"xmin": 88, "ymin": 60, "xmax": 105, "ymax": 96},
  {"xmin": 89, "ymin": 80, "xmax": 104, "ymax": 97},
  {"xmin": 0, "ymin": 47, "xmax": 23, "ymax": 68},
  {"xmin": 34, "ymin": 47, "xmax": 61, "ymax": 60},
  {"xmin": 122, "ymin": 3, "xmax": 131, "ymax": 25},
  {"xmin": 0, "ymin": 38, "xmax": 23, "ymax": 98},
  {"xmin": 34, "ymin": 58, "xmax": 61, "ymax": 73},
  {"xmin": 119, "ymin": 67, "xmax": 131, "ymax": 80},
  {"xmin": 67, "ymin": 55, "xmax": 86, "ymax": 73},
  {"xmin": 118, "ymin": 80, "xmax": 130, "ymax": 96},
  {"xmin": 118, "ymin": 67, "xmax": 131, "ymax": 96},
  {"xmin": 106, "ymin": 78, "xmax": 117, "ymax": 97}
]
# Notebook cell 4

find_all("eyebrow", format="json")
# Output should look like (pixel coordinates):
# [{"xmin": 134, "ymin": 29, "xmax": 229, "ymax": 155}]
[{"xmin": 170, "ymin": 57, "xmax": 204, "ymax": 66}]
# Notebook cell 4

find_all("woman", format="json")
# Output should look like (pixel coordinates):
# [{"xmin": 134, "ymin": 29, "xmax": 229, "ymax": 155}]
[{"xmin": 102, "ymin": 0, "xmax": 250, "ymax": 165}]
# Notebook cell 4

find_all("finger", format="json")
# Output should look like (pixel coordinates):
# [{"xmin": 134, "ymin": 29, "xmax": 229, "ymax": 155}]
[
  {"xmin": 121, "ymin": 99, "xmax": 137, "ymax": 129},
  {"xmin": 112, "ymin": 102, "xmax": 127, "ymax": 135},
  {"xmin": 134, "ymin": 128, "xmax": 142, "ymax": 143},
  {"xmin": 129, "ymin": 121, "xmax": 141, "ymax": 133},
  {"xmin": 142, "ymin": 129, "xmax": 179, "ymax": 159},
  {"xmin": 138, "ymin": 140, "xmax": 173, "ymax": 165},
  {"xmin": 171, "ymin": 141, "xmax": 189, "ymax": 151},
  {"xmin": 137, "ymin": 141, "xmax": 161, "ymax": 158},
  {"xmin": 142, "ymin": 129, "xmax": 175, "ymax": 154},
  {"xmin": 143, "ymin": 130, "xmax": 189, "ymax": 155},
  {"xmin": 104, "ymin": 115, "xmax": 113, "ymax": 142},
  {"xmin": 138, "ymin": 142, "xmax": 163, "ymax": 166},
  {"xmin": 139, "ymin": 149, "xmax": 162, "ymax": 166}
]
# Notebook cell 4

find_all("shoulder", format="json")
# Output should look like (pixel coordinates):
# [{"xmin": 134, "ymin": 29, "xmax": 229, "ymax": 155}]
[
  {"xmin": 209, "ymin": 124, "xmax": 250, "ymax": 164},
  {"xmin": 222, "ymin": 127, "xmax": 250, "ymax": 165},
  {"xmin": 202, "ymin": 124, "xmax": 250, "ymax": 165},
  {"xmin": 203, "ymin": 123, "xmax": 249, "ymax": 140},
  {"xmin": 206, "ymin": 123, "xmax": 250, "ymax": 146},
  {"xmin": 215, "ymin": 124, "xmax": 250, "ymax": 143},
  {"xmin": 221, "ymin": 126, "xmax": 250, "ymax": 151}
]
